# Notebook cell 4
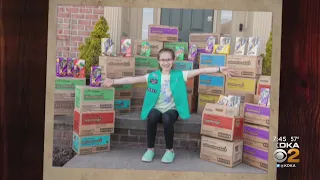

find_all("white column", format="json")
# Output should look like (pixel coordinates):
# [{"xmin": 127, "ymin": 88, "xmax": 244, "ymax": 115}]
[
  {"xmin": 252, "ymin": 12, "xmax": 273, "ymax": 54},
  {"xmin": 104, "ymin": 6, "xmax": 122, "ymax": 53}
]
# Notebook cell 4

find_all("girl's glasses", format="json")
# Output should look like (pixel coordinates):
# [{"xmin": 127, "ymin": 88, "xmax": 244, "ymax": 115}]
[{"xmin": 159, "ymin": 59, "xmax": 173, "ymax": 62}]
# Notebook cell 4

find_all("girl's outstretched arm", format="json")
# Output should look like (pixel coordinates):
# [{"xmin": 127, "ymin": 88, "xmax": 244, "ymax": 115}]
[
  {"xmin": 102, "ymin": 75, "xmax": 146, "ymax": 88},
  {"xmin": 187, "ymin": 67, "xmax": 235, "ymax": 79}
]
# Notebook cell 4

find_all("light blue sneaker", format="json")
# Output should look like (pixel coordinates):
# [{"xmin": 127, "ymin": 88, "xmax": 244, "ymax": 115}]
[
  {"xmin": 161, "ymin": 150, "xmax": 175, "ymax": 163},
  {"xmin": 141, "ymin": 149, "xmax": 155, "ymax": 162}
]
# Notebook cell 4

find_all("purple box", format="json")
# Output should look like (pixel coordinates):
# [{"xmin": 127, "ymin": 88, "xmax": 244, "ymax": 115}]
[
  {"xmin": 244, "ymin": 104, "xmax": 270, "ymax": 117},
  {"xmin": 67, "ymin": 58, "xmax": 74, "ymax": 77},
  {"xmin": 243, "ymin": 125, "xmax": 269, "ymax": 140},
  {"xmin": 90, "ymin": 66, "xmax": 102, "ymax": 87},
  {"xmin": 149, "ymin": 27, "xmax": 179, "ymax": 35},
  {"xmin": 56, "ymin": 57, "xmax": 67, "ymax": 77},
  {"xmin": 243, "ymin": 145, "xmax": 268, "ymax": 161}
]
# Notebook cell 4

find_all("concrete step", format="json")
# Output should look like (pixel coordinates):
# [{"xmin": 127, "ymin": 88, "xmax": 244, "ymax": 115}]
[{"xmin": 63, "ymin": 145, "xmax": 266, "ymax": 174}]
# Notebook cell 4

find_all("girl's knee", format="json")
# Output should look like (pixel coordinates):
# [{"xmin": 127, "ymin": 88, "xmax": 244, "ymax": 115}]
[
  {"xmin": 148, "ymin": 109, "xmax": 161, "ymax": 124},
  {"xmin": 162, "ymin": 114, "xmax": 175, "ymax": 126}
]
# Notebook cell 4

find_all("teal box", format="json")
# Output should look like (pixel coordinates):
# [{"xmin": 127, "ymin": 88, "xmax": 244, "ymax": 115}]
[
  {"xmin": 198, "ymin": 74, "xmax": 225, "ymax": 95},
  {"xmin": 173, "ymin": 61, "xmax": 194, "ymax": 71},
  {"xmin": 114, "ymin": 99, "xmax": 131, "ymax": 109},
  {"xmin": 72, "ymin": 132, "xmax": 110, "ymax": 155},
  {"xmin": 199, "ymin": 74, "xmax": 225, "ymax": 87},
  {"xmin": 199, "ymin": 54, "xmax": 226, "ymax": 67}
]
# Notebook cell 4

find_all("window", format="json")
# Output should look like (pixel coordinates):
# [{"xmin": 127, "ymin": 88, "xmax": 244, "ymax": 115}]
[
  {"xmin": 141, "ymin": 8, "xmax": 154, "ymax": 40},
  {"xmin": 220, "ymin": 10, "xmax": 233, "ymax": 34}
]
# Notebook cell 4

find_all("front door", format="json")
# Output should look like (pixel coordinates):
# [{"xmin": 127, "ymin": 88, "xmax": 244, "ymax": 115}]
[{"xmin": 160, "ymin": 9, "xmax": 214, "ymax": 42}]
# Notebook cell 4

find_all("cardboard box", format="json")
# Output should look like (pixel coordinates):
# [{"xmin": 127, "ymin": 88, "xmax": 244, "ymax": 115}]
[
  {"xmin": 54, "ymin": 77, "xmax": 86, "ymax": 100},
  {"xmin": 244, "ymin": 102, "xmax": 270, "ymax": 127},
  {"xmin": 72, "ymin": 132, "xmax": 110, "ymax": 155},
  {"xmin": 99, "ymin": 56, "xmax": 135, "ymax": 79},
  {"xmin": 199, "ymin": 54, "xmax": 226, "ymax": 68},
  {"xmin": 132, "ymin": 83, "xmax": 147, "ymax": 97},
  {"xmin": 148, "ymin": 24, "xmax": 179, "ymax": 42},
  {"xmin": 243, "ymin": 144, "xmax": 268, "ymax": 171},
  {"xmin": 54, "ymin": 100, "xmax": 74, "ymax": 115},
  {"xmin": 189, "ymin": 33, "xmax": 222, "ymax": 53},
  {"xmin": 135, "ymin": 56, "xmax": 159, "ymax": 76},
  {"xmin": 131, "ymin": 97, "xmax": 144, "ymax": 108},
  {"xmin": 164, "ymin": 42, "xmax": 189, "ymax": 59},
  {"xmin": 73, "ymin": 109, "xmax": 115, "ymax": 136},
  {"xmin": 226, "ymin": 55, "xmax": 262, "ymax": 78},
  {"xmin": 173, "ymin": 60, "xmax": 195, "ymax": 71},
  {"xmin": 201, "ymin": 103, "xmax": 244, "ymax": 141},
  {"xmin": 75, "ymin": 86, "xmax": 115, "ymax": 112},
  {"xmin": 131, "ymin": 106, "xmax": 142, "ymax": 112},
  {"xmin": 198, "ymin": 74, "xmax": 225, "ymax": 95},
  {"xmin": 225, "ymin": 77, "xmax": 257, "ymax": 96},
  {"xmin": 133, "ymin": 40, "xmax": 164, "ymax": 57},
  {"xmin": 114, "ymin": 98, "xmax": 131, "ymax": 114},
  {"xmin": 256, "ymin": 76, "xmax": 271, "ymax": 95},
  {"xmin": 243, "ymin": 123, "xmax": 269, "ymax": 151},
  {"xmin": 173, "ymin": 61, "xmax": 196, "ymax": 94},
  {"xmin": 197, "ymin": 93, "xmax": 220, "ymax": 115},
  {"xmin": 188, "ymin": 94, "xmax": 197, "ymax": 113},
  {"xmin": 200, "ymin": 136, "xmax": 243, "ymax": 167},
  {"xmin": 114, "ymin": 84, "xmax": 132, "ymax": 98}
]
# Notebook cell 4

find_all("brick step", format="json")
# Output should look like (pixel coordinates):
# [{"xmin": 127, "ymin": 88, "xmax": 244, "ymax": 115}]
[{"xmin": 54, "ymin": 111, "xmax": 202, "ymax": 149}]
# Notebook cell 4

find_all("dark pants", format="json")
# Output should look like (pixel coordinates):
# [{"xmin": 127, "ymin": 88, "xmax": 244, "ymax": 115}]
[{"xmin": 147, "ymin": 108, "xmax": 179, "ymax": 149}]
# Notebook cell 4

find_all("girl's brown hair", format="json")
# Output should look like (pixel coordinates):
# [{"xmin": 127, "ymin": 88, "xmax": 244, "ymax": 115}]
[{"xmin": 157, "ymin": 48, "xmax": 175, "ymax": 71}]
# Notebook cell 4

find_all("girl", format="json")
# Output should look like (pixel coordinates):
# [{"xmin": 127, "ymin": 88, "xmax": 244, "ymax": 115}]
[{"xmin": 102, "ymin": 48, "xmax": 235, "ymax": 164}]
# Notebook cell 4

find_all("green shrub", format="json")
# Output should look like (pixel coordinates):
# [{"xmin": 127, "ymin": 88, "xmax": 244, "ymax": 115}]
[
  {"xmin": 261, "ymin": 32, "xmax": 272, "ymax": 75},
  {"xmin": 78, "ymin": 16, "xmax": 110, "ymax": 78}
]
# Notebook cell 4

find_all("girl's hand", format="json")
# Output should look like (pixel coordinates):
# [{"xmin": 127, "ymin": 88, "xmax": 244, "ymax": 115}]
[
  {"xmin": 102, "ymin": 78, "xmax": 114, "ymax": 88},
  {"xmin": 220, "ymin": 67, "xmax": 236, "ymax": 78}
]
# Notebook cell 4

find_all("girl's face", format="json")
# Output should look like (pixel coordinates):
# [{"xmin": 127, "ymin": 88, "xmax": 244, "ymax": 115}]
[{"xmin": 158, "ymin": 52, "xmax": 174, "ymax": 72}]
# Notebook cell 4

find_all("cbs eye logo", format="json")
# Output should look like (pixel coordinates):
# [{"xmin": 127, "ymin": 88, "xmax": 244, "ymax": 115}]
[{"xmin": 273, "ymin": 148, "xmax": 300, "ymax": 163}]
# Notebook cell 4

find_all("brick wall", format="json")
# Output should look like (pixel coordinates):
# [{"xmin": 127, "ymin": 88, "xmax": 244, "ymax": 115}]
[
  {"xmin": 111, "ymin": 128, "xmax": 201, "ymax": 149},
  {"xmin": 56, "ymin": 5, "xmax": 105, "ymax": 58},
  {"xmin": 53, "ymin": 122, "xmax": 201, "ymax": 150},
  {"xmin": 54, "ymin": 122, "xmax": 73, "ymax": 148}
]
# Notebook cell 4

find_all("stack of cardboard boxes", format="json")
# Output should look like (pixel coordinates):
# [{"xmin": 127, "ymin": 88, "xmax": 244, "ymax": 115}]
[
  {"xmin": 199, "ymin": 101, "xmax": 244, "ymax": 167},
  {"xmin": 225, "ymin": 55, "xmax": 262, "ymax": 97},
  {"xmin": 197, "ymin": 54, "xmax": 226, "ymax": 114},
  {"xmin": 54, "ymin": 58, "xmax": 86, "ymax": 115},
  {"xmin": 242, "ymin": 76, "xmax": 271, "ymax": 171},
  {"xmin": 72, "ymin": 85, "xmax": 115, "ymax": 155},
  {"xmin": 99, "ymin": 56, "xmax": 135, "ymax": 115}
]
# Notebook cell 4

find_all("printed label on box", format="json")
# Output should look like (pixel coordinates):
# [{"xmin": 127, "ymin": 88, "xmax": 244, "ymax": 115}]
[
  {"xmin": 82, "ymin": 112, "xmax": 114, "ymax": 125},
  {"xmin": 55, "ymin": 78, "xmax": 85, "ymax": 90},
  {"xmin": 135, "ymin": 56, "xmax": 159, "ymax": 68},
  {"xmin": 115, "ymin": 99, "xmax": 131, "ymax": 109},
  {"xmin": 149, "ymin": 27, "xmax": 178, "ymax": 35},
  {"xmin": 173, "ymin": 61, "xmax": 194, "ymax": 71},
  {"xmin": 80, "ymin": 135, "xmax": 110, "ymax": 147},
  {"xmin": 202, "ymin": 114, "xmax": 233, "ymax": 130},
  {"xmin": 199, "ymin": 74, "xmax": 225, "ymax": 87},
  {"xmin": 200, "ymin": 54, "xmax": 226, "ymax": 67},
  {"xmin": 243, "ymin": 145, "xmax": 268, "ymax": 161},
  {"xmin": 225, "ymin": 77, "xmax": 256, "ymax": 93},
  {"xmin": 244, "ymin": 104, "xmax": 270, "ymax": 117},
  {"xmin": 83, "ymin": 89, "xmax": 114, "ymax": 102}
]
